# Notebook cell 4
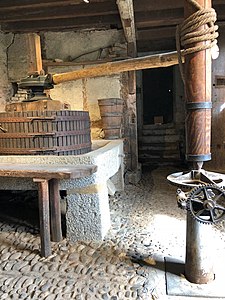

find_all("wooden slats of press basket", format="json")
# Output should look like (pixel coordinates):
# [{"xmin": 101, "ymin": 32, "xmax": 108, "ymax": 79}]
[{"xmin": 0, "ymin": 110, "xmax": 91, "ymax": 155}]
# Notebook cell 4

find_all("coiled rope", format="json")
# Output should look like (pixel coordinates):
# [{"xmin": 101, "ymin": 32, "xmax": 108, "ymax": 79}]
[{"xmin": 176, "ymin": 0, "xmax": 219, "ymax": 83}]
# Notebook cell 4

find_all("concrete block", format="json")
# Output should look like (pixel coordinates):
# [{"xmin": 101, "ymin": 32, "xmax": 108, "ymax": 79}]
[
  {"xmin": 0, "ymin": 140, "xmax": 124, "ymax": 242},
  {"xmin": 66, "ymin": 182, "xmax": 111, "ymax": 242},
  {"xmin": 107, "ymin": 179, "xmax": 116, "ymax": 196}
]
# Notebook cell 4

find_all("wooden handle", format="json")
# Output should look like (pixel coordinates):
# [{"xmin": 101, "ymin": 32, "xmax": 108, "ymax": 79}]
[{"xmin": 52, "ymin": 51, "xmax": 180, "ymax": 84}]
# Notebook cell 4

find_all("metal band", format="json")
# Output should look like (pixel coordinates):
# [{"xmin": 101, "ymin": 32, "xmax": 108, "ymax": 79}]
[
  {"xmin": 186, "ymin": 153, "xmax": 211, "ymax": 162},
  {"xmin": 186, "ymin": 102, "xmax": 212, "ymax": 110}
]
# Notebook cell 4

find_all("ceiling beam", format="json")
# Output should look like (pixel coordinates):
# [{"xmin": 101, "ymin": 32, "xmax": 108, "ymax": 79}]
[
  {"xmin": 0, "ymin": 2, "xmax": 118, "ymax": 23},
  {"xmin": 135, "ymin": 8, "xmax": 183, "ymax": 29},
  {"xmin": 0, "ymin": 0, "xmax": 108, "ymax": 10},
  {"xmin": 133, "ymin": 0, "xmax": 182, "ymax": 12},
  {"xmin": 137, "ymin": 26, "xmax": 176, "ymax": 41},
  {"xmin": 117, "ymin": 0, "xmax": 136, "ymax": 94},
  {"xmin": 116, "ymin": 0, "xmax": 136, "ymax": 47},
  {"xmin": 137, "ymin": 39, "xmax": 176, "ymax": 53},
  {"xmin": 1, "ymin": 14, "xmax": 121, "ymax": 33}
]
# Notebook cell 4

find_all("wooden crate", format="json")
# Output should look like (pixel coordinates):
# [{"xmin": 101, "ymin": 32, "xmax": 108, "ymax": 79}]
[{"xmin": 0, "ymin": 110, "xmax": 91, "ymax": 155}]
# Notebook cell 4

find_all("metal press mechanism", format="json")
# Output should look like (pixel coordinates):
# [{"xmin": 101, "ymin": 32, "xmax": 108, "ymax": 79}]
[{"xmin": 167, "ymin": 169, "xmax": 225, "ymax": 224}]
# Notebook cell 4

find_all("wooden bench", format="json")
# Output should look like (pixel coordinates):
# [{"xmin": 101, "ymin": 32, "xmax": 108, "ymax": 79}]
[{"xmin": 0, "ymin": 163, "xmax": 97, "ymax": 257}]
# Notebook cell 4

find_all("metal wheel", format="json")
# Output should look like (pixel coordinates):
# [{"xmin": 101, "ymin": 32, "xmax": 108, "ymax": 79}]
[{"xmin": 187, "ymin": 185, "xmax": 225, "ymax": 224}]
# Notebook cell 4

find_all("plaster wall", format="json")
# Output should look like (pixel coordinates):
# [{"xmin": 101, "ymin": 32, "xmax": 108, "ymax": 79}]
[
  {"xmin": 7, "ymin": 34, "xmax": 29, "ymax": 81},
  {"xmin": 43, "ymin": 30, "xmax": 126, "ymax": 62},
  {"xmin": 43, "ymin": 30, "xmax": 126, "ymax": 140}
]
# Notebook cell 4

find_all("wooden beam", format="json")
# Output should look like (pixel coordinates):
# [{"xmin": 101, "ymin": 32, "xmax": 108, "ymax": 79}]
[
  {"xmin": 137, "ymin": 38, "xmax": 176, "ymax": 53},
  {"xmin": 0, "ymin": 0, "xmax": 107, "ymax": 10},
  {"xmin": 137, "ymin": 26, "xmax": 176, "ymax": 41},
  {"xmin": 52, "ymin": 51, "xmax": 181, "ymax": 84},
  {"xmin": 116, "ymin": 0, "xmax": 138, "ymax": 172},
  {"xmin": 1, "ymin": 14, "xmax": 121, "ymax": 32},
  {"xmin": 26, "ymin": 33, "xmax": 43, "ymax": 75},
  {"xmin": 133, "ymin": 0, "xmax": 183, "ymax": 12},
  {"xmin": 135, "ymin": 9, "xmax": 183, "ymax": 28},
  {"xmin": 117, "ymin": 0, "xmax": 136, "ymax": 45},
  {"xmin": 0, "ymin": 2, "xmax": 118, "ymax": 23},
  {"xmin": 117, "ymin": 0, "xmax": 137, "ymax": 95}
]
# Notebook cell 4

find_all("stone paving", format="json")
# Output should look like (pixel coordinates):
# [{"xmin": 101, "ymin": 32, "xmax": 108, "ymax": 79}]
[{"xmin": 0, "ymin": 166, "xmax": 225, "ymax": 300}]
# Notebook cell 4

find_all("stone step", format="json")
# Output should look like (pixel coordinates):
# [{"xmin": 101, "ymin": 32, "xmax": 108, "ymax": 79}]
[
  {"xmin": 143, "ymin": 123, "xmax": 175, "ymax": 130},
  {"xmin": 139, "ymin": 148, "xmax": 180, "ymax": 157},
  {"xmin": 139, "ymin": 142, "xmax": 179, "ymax": 152},
  {"xmin": 139, "ymin": 150, "xmax": 181, "ymax": 162},
  {"xmin": 139, "ymin": 134, "xmax": 180, "ymax": 144},
  {"xmin": 142, "ymin": 127, "xmax": 177, "ymax": 136},
  {"xmin": 139, "ymin": 157, "xmax": 182, "ymax": 166}
]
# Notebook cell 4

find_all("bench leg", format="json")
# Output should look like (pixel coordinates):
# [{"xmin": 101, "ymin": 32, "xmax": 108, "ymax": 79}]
[
  {"xmin": 49, "ymin": 179, "xmax": 62, "ymax": 242},
  {"xmin": 34, "ymin": 178, "xmax": 51, "ymax": 257}
]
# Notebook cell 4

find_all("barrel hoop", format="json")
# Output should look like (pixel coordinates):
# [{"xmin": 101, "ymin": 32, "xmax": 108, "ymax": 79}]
[
  {"xmin": 0, "ymin": 143, "xmax": 91, "ymax": 154},
  {"xmin": 0, "ymin": 129, "xmax": 90, "ymax": 139},
  {"xmin": 0, "ymin": 115, "xmax": 90, "ymax": 123}
]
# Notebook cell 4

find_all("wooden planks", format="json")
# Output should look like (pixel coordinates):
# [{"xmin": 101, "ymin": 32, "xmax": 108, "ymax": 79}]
[
  {"xmin": 0, "ymin": 163, "xmax": 97, "ymax": 179},
  {"xmin": 0, "ymin": 110, "xmax": 91, "ymax": 155}
]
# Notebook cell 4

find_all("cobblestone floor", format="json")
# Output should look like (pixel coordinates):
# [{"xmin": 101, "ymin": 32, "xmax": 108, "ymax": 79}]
[{"xmin": 0, "ymin": 166, "xmax": 225, "ymax": 300}]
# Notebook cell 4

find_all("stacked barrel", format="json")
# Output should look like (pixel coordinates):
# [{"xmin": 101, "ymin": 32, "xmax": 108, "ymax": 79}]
[{"xmin": 98, "ymin": 98, "xmax": 124, "ymax": 139}]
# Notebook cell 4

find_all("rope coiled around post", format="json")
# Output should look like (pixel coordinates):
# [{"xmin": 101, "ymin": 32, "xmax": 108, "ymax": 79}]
[{"xmin": 176, "ymin": 0, "xmax": 219, "ymax": 83}]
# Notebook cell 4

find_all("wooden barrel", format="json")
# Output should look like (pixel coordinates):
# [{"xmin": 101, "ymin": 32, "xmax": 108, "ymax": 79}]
[
  {"xmin": 0, "ymin": 110, "xmax": 91, "ymax": 155},
  {"xmin": 98, "ymin": 98, "xmax": 123, "ymax": 139}
]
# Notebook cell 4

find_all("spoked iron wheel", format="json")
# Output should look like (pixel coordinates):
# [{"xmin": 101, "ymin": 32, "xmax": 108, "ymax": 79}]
[{"xmin": 187, "ymin": 185, "xmax": 225, "ymax": 224}]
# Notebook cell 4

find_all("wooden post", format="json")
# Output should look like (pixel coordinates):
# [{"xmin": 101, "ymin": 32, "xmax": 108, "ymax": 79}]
[
  {"xmin": 26, "ymin": 33, "xmax": 43, "ymax": 75},
  {"xmin": 127, "ymin": 42, "xmax": 139, "ymax": 172},
  {"xmin": 34, "ymin": 178, "xmax": 51, "ymax": 257},
  {"xmin": 49, "ymin": 179, "xmax": 63, "ymax": 242},
  {"xmin": 184, "ymin": 0, "xmax": 214, "ymax": 284},
  {"xmin": 184, "ymin": 0, "xmax": 212, "ymax": 164}
]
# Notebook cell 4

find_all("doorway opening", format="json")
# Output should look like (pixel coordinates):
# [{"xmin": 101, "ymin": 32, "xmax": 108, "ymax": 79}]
[{"xmin": 142, "ymin": 66, "xmax": 174, "ymax": 125}]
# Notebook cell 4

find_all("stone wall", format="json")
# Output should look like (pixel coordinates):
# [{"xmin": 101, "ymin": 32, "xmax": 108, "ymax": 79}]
[
  {"xmin": 0, "ymin": 33, "xmax": 14, "ymax": 112},
  {"xmin": 42, "ymin": 30, "xmax": 127, "ymax": 140}
]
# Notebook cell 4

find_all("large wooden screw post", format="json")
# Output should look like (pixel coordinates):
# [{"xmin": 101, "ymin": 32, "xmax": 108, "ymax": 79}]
[{"xmin": 184, "ymin": 0, "xmax": 215, "ymax": 283}]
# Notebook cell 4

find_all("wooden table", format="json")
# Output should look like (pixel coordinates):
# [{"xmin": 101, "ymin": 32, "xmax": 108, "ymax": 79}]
[{"xmin": 0, "ymin": 163, "xmax": 97, "ymax": 257}]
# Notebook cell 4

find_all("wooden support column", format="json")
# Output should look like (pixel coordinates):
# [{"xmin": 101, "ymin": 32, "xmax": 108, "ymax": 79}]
[
  {"xmin": 49, "ymin": 179, "xmax": 63, "ymax": 242},
  {"xmin": 117, "ymin": 0, "xmax": 137, "ymax": 94},
  {"xmin": 184, "ymin": 0, "xmax": 212, "ymax": 165},
  {"xmin": 127, "ymin": 42, "xmax": 139, "ymax": 171},
  {"xmin": 117, "ymin": 0, "xmax": 139, "ymax": 173},
  {"xmin": 184, "ymin": 0, "xmax": 214, "ymax": 284},
  {"xmin": 34, "ymin": 178, "xmax": 51, "ymax": 258},
  {"xmin": 26, "ymin": 33, "xmax": 43, "ymax": 75}
]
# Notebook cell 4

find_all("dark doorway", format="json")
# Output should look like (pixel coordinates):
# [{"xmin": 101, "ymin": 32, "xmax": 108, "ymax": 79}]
[{"xmin": 143, "ymin": 66, "xmax": 174, "ymax": 125}]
